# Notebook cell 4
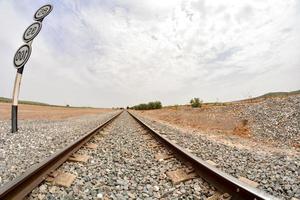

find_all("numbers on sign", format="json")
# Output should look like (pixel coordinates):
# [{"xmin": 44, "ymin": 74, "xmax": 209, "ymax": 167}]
[
  {"xmin": 34, "ymin": 5, "xmax": 52, "ymax": 20},
  {"xmin": 14, "ymin": 45, "xmax": 31, "ymax": 68},
  {"xmin": 37, "ymin": 7, "xmax": 49, "ymax": 17},
  {"xmin": 23, "ymin": 22, "xmax": 42, "ymax": 42},
  {"xmin": 15, "ymin": 49, "xmax": 28, "ymax": 62},
  {"xmin": 26, "ymin": 26, "xmax": 37, "ymax": 37}
]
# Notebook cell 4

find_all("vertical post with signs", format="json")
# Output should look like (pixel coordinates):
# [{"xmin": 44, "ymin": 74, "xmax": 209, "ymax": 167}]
[{"xmin": 11, "ymin": 4, "xmax": 53, "ymax": 133}]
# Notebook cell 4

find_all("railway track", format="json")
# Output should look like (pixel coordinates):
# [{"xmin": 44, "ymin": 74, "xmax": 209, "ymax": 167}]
[
  {"xmin": 128, "ymin": 112, "xmax": 277, "ymax": 200},
  {"xmin": 0, "ymin": 111, "xmax": 278, "ymax": 199},
  {"xmin": 0, "ymin": 112, "xmax": 122, "ymax": 199}
]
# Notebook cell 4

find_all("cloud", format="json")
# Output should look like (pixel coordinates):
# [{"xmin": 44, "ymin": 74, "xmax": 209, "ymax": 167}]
[{"xmin": 0, "ymin": 0, "xmax": 299, "ymax": 107}]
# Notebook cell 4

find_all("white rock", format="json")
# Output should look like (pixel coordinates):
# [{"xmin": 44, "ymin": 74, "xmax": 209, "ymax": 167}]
[
  {"xmin": 153, "ymin": 185, "xmax": 160, "ymax": 191},
  {"xmin": 96, "ymin": 193, "xmax": 103, "ymax": 199}
]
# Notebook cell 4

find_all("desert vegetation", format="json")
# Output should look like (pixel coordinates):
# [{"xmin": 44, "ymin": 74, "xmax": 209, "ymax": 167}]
[
  {"xmin": 190, "ymin": 98, "xmax": 203, "ymax": 108},
  {"xmin": 130, "ymin": 101, "xmax": 162, "ymax": 110}
]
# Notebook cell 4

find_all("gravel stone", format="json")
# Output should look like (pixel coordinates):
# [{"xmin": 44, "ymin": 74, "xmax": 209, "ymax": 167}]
[
  {"xmin": 136, "ymin": 110, "xmax": 300, "ymax": 200},
  {"xmin": 0, "ymin": 112, "xmax": 118, "ymax": 187},
  {"xmin": 28, "ymin": 112, "xmax": 216, "ymax": 199},
  {"xmin": 239, "ymin": 95, "xmax": 300, "ymax": 147}
]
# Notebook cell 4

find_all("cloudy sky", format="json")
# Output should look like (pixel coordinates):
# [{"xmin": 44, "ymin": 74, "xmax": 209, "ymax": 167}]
[{"xmin": 0, "ymin": 0, "xmax": 299, "ymax": 107}]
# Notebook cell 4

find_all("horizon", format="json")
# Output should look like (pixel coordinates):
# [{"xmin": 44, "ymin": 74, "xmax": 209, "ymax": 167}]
[
  {"xmin": 1, "ymin": 89, "xmax": 299, "ymax": 108},
  {"xmin": 1, "ymin": 0, "xmax": 299, "ymax": 107}
]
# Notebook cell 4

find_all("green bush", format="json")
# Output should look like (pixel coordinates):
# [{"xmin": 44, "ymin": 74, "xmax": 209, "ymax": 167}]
[
  {"xmin": 131, "ymin": 101, "xmax": 162, "ymax": 110},
  {"xmin": 190, "ymin": 98, "xmax": 203, "ymax": 108}
]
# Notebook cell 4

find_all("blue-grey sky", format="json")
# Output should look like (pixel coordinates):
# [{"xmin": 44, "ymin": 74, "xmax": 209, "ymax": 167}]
[{"xmin": 0, "ymin": 0, "xmax": 299, "ymax": 107}]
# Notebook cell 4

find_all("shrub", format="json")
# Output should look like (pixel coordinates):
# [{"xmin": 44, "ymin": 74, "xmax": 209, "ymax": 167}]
[
  {"xmin": 190, "ymin": 98, "xmax": 203, "ymax": 108},
  {"xmin": 148, "ymin": 101, "xmax": 162, "ymax": 109},
  {"xmin": 131, "ymin": 101, "xmax": 162, "ymax": 110}
]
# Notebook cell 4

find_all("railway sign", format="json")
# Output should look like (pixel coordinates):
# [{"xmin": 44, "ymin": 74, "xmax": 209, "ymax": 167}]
[
  {"xmin": 34, "ymin": 4, "xmax": 53, "ymax": 21},
  {"xmin": 23, "ymin": 22, "xmax": 42, "ymax": 42},
  {"xmin": 11, "ymin": 4, "xmax": 53, "ymax": 133},
  {"xmin": 13, "ymin": 44, "xmax": 32, "ymax": 69}
]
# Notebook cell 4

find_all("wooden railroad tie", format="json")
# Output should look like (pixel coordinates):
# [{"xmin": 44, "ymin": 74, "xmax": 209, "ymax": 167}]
[
  {"xmin": 68, "ymin": 154, "xmax": 90, "ymax": 163},
  {"xmin": 207, "ymin": 192, "xmax": 232, "ymax": 200},
  {"xmin": 100, "ymin": 130, "xmax": 110, "ymax": 135},
  {"xmin": 143, "ymin": 136, "xmax": 153, "ymax": 140},
  {"xmin": 155, "ymin": 153, "xmax": 174, "ymax": 161},
  {"xmin": 46, "ymin": 171, "xmax": 76, "ymax": 187},
  {"xmin": 206, "ymin": 160, "xmax": 218, "ymax": 167},
  {"xmin": 238, "ymin": 176, "xmax": 259, "ymax": 188},
  {"xmin": 166, "ymin": 168, "xmax": 197, "ymax": 184},
  {"xmin": 148, "ymin": 143, "xmax": 162, "ymax": 148},
  {"xmin": 93, "ymin": 135, "xmax": 104, "ymax": 141},
  {"xmin": 85, "ymin": 143, "xmax": 98, "ymax": 149}
]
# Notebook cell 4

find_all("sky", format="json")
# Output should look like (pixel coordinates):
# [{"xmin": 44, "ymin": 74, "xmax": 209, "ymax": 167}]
[{"xmin": 0, "ymin": 0, "xmax": 299, "ymax": 107}]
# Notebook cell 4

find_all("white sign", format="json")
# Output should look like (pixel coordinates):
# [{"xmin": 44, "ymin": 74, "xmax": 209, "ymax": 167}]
[
  {"xmin": 13, "ymin": 44, "xmax": 31, "ymax": 69},
  {"xmin": 23, "ymin": 22, "xmax": 42, "ymax": 42},
  {"xmin": 34, "ymin": 4, "xmax": 53, "ymax": 21}
]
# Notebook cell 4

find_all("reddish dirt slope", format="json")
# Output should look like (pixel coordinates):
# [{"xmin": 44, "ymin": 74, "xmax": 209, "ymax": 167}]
[
  {"xmin": 135, "ymin": 94, "xmax": 300, "ymax": 149},
  {"xmin": 136, "ymin": 104, "xmax": 250, "ymax": 137}
]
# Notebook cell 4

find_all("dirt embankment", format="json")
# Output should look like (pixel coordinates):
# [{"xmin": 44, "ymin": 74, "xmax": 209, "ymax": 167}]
[
  {"xmin": 136, "ymin": 95, "xmax": 300, "ymax": 148},
  {"xmin": 137, "ymin": 104, "xmax": 250, "ymax": 136},
  {"xmin": 0, "ymin": 103, "xmax": 112, "ymax": 120}
]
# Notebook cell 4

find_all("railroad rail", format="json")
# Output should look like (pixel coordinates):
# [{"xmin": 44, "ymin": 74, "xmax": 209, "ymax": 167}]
[
  {"xmin": 128, "ymin": 111, "xmax": 277, "ymax": 200},
  {"xmin": 0, "ymin": 110, "xmax": 279, "ymax": 200},
  {"xmin": 0, "ymin": 111, "xmax": 122, "ymax": 200}
]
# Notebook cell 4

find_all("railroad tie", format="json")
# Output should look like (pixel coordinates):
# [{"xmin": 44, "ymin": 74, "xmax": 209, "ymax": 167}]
[
  {"xmin": 68, "ymin": 153, "xmax": 90, "ymax": 163},
  {"xmin": 166, "ymin": 168, "xmax": 197, "ymax": 184},
  {"xmin": 46, "ymin": 171, "xmax": 76, "ymax": 187},
  {"xmin": 85, "ymin": 143, "xmax": 98, "ymax": 149},
  {"xmin": 238, "ymin": 176, "xmax": 259, "ymax": 188},
  {"xmin": 155, "ymin": 152, "xmax": 174, "ymax": 161},
  {"xmin": 148, "ymin": 142, "xmax": 162, "ymax": 148},
  {"xmin": 207, "ymin": 192, "xmax": 232, "ymax": 200},
  {"xmin": 206, "ymin": 160, "xmax": 218, "ymax": 167}
]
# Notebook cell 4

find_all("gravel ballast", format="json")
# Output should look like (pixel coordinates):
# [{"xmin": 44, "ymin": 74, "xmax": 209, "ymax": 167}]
[
  {"xmin": 28, "ymin": 112, "xmax": 216, "ymax": 199},
  {"xmin": 136, "ymin": 113, "xmax": 300, "ymax": 200},
  {"xmin": 239, "ymin": 95, "xmax": 300, "ymax": 147},
  {"xmin": 0, "ymin": 111, "xmax": 118, "ymax": 187}
]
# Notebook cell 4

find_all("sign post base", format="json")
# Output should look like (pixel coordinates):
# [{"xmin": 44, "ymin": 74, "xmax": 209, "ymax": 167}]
[{"xmin": 11, "ymin": 105, "xmax": 18, "ymax": 133}]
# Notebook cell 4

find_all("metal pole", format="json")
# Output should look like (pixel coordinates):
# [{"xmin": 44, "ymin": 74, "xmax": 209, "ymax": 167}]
[{"xmin": 11, "ymin": 67, "xmax": 24, "ymax": 133}]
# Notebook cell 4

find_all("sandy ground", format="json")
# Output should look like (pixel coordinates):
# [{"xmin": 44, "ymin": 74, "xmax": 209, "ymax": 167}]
[
  {"xmin": 0, "ymin": 102, "xmax": 113, "ymax": 120},
  {"xmin": 136, "ymin": 104, "xmax": 247, "ymax": 136},
  {"xmin": 134, "ymin": 104, "xmax": 261, "ymax": 152},
  {"xmin": 135, "ymin": 97, "xmax": 299, "ymax": 154}
]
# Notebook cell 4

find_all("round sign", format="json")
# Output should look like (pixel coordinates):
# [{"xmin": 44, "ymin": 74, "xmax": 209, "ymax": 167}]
[
  {"xmin": 34, "ymin": 4, "xmax": 53, "ymax": 21},
  {"xmin": 13, "ymin": 44, "xmax": 32, "ymax": 69},
  {"xmin": 23, "ymin": 22, "xmax": 42, "ymax": 42}
]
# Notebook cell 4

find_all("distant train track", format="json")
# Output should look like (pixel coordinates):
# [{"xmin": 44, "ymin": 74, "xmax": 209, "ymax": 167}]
[{"xmin": 0, "ymin": 111, "xmax": 277, "ymax": 200}]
